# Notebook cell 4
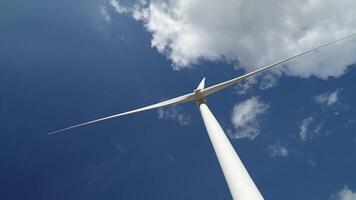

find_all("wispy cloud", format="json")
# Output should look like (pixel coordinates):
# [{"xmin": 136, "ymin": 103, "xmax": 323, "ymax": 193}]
[
  {"xmin": 308, "ymin": 158, "xmax": 317, "ymax": 168},
  {"xmin": 314, "ymin": 89, "xmax": 341, "ymax": 107},
  {"xmin": 268, "ymin": 143, "xmax": 289, "ymax": 157},
  {"xmin": 229, "ymin": 96, "xmax": 269, "ymax": 140},
  {"xmin": 110, "ymin": 0, "xmax": 129, "ymax": 14},
  {"xmin": 331, "ymin": 186, "xmax": 356, "ymax": 200},
  {"xmin": 259, "ymin": 73, "xmax": 279, "ymax": 90},
  {"xmin": 234, "ymin": 72, "xmax": 280, "ymax": 95},
  {"xmin": 299, "ymin": 117, "xmax": 314, "ymax": 141},
  {"xmin": 100, "ymin": 5, "xmax": 111, "ymax": 23},
  {"xmin": 299, "ymin": 117, "xmax": 324, "ymax": 142},
  {"xmin": 234, "ymin": 78, "xmax": 257, "ymax": 95},
  {"xmin": 157, "ymin": 105, "xmax": 191, "ymax": 126}
]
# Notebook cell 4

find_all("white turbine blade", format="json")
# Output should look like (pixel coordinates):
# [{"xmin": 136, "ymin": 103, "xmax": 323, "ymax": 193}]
[
  {"xmin": 196, "ymin": 77, "xmax": 206, "ymax": 90},
  {"xmin": 202, "ymin": 33, "xmax": 356, "ymax": 97},
  {"xmin": 48, "ymin": 92, "xmax": 196, "ymax": 135}
]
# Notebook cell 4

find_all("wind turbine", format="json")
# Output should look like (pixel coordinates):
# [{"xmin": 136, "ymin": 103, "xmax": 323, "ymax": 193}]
[{"xmin": 49, "ymin": 34, "xmax": 355, "ymax": 200}]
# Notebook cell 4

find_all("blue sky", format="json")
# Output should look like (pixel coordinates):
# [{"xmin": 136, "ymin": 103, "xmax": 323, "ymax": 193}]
[{"xmin": 1, "ymin": 0, "xmax": 356, "ymax": 199}]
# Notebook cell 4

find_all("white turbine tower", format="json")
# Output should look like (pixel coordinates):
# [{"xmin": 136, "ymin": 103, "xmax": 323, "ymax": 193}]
[{"xmin": 49, "ymin": 34, "xmax": 355, "ymax": 200}]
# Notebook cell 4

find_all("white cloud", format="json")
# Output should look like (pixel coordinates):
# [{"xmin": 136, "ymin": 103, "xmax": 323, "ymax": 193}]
[
  {"xmin": 100, "ymin": 5, "xmax": 111, "ymax": 23},
  {"xmin": 259, "ymin": 73, "xmax": 279, "ymax": 90},
  {"xmin": 315, "ymin": 89, "xmax": 341, "ymax": 106},
  {"xmin": 110, "ymin": 0, "xmax": 129, "ymax": 14},
  {"xmin": 299, "ymin": 117, "xmax": 324, "ymax": 142},
  {"xmin": 268, "ymin": 143, "xmax": 289, "ymax": 157},
  {"xmin": 233, "ymin": 72, "xmax": 279, "ymax": 94},
  {"xmin": 229, "ymin": 96, "xmax": 268, "ymax": 140},
  {"xmin": 112, "ymin": 0, "xmax": 356, "ymax": 78},
  {"xmin": 157, "ymin": 105, "xmax": 191, "ymax": 126},
  {"xmin": 299, "ymin": 117, "xmax": 314, "ymax": 141},
  {"xmin": 234, "ymin": 77, "xmax": 257, "ymax": 95},
  {"xmin": 314, "ymin": 123, "xmax": 323, "ymax": 134},
  {"xmin": 332, "ymin": 186, "xmax": 356, "ymax": 200}
]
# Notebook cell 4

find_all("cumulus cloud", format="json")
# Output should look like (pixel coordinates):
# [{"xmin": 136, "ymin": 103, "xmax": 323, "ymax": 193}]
[
  {"xmin": 268, "ymin": 143, "xmax": 289, "ymax": 157},
  {"xmin": 332, "ymin": 186, "xmax": 356, "ymax": 200},
  {"xmin": 112, "ymin": 0, "xmax": 356, "ymax": 78},
  {"xmin": 229, "ymin": 96, "xmax": 268, "ymax": 140},
  {"xmin": 157, "ymin": 105, "xmax": 191, "ymax": 126},
  {"xmin": 299, "ymin": 117, "xmax": 324, "ymax": 142},
  {"xmin": 315, "ymin": 89, "xmax": 341, "ymax": 106}
]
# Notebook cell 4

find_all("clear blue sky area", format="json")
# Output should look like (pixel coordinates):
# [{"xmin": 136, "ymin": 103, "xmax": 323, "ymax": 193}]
[{"xmin": 1, "ymin": 1, "xmax": 356, "ymax": 200}]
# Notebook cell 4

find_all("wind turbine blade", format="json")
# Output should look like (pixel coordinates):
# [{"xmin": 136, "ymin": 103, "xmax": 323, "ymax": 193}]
[
  {"xmin": 48, "ymin": 92, "xmax": 196, "ymax": 135},
  {"xmin": 197, "ymin": 77, "xmax": 206, "ymax": 90},
  {"xmin": 202, "ymin": 33, "xmax": 356, "ymax": 97}
]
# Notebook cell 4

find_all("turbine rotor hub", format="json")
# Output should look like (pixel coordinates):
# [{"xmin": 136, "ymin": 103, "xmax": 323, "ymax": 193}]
[{"xmin": 194, "ymin": 89, "xmax": 206, "ymax": 104}]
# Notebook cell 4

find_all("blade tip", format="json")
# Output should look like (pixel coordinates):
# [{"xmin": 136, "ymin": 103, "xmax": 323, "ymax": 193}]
[{"xmin": 47, "ymin": 129, "xmax": 65, "ymax": 135}]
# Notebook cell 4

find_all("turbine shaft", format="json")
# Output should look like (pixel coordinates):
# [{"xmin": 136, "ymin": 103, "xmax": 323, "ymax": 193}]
[{"xmin": 199, "ymin": 102, "xmax": 264, "ymax": 200}]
